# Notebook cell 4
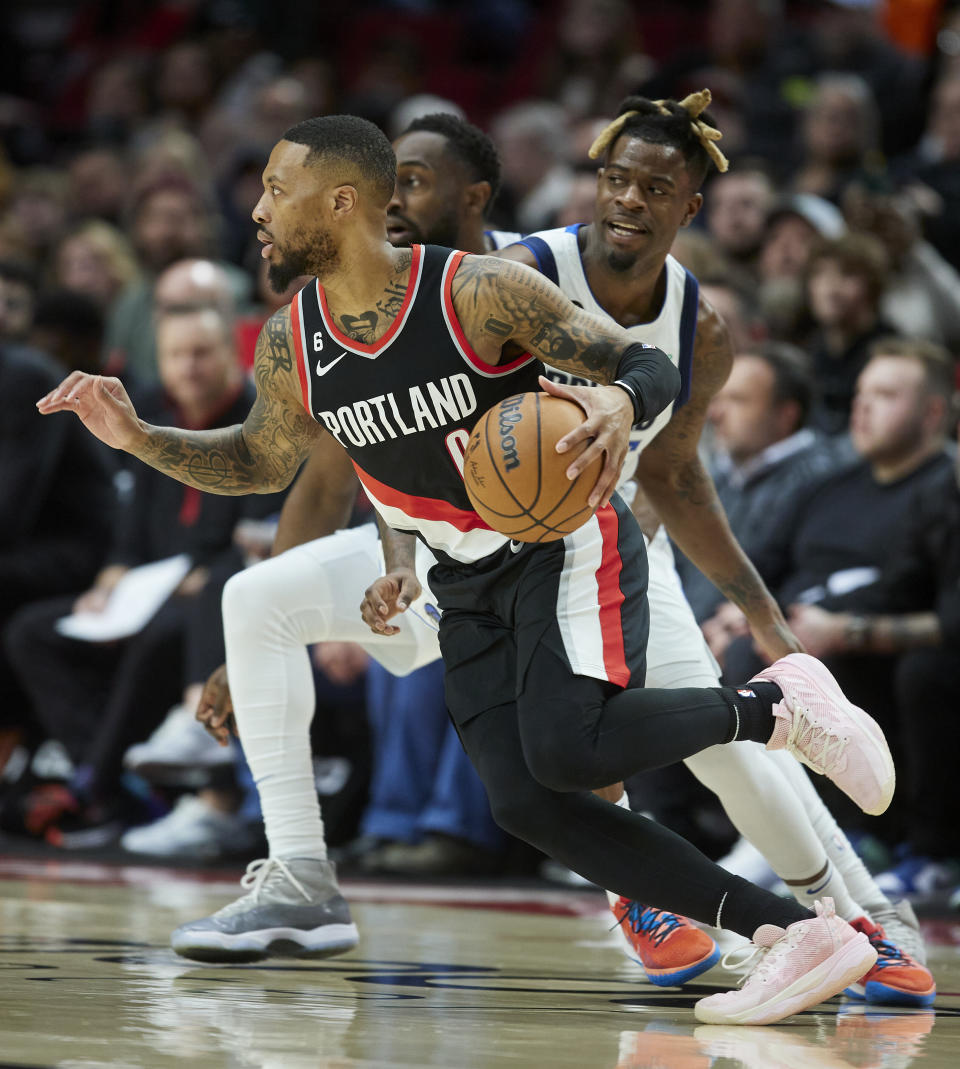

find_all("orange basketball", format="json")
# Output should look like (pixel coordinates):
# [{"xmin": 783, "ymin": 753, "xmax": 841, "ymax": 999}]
[{"xmin": 463, "ymin": 392, "xmax": 602, "ymax": 542}]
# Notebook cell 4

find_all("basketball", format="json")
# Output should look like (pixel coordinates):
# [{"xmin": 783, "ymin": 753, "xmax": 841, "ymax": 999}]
[{"xmin": 463, "ymin": 392, "xmax": 602, "ymax": 542}]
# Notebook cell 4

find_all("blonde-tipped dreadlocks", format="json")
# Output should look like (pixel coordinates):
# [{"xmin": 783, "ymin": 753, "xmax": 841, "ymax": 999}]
[{"xmin": 588, "ymin": 89, "xmax": 729, "ymax": 177}]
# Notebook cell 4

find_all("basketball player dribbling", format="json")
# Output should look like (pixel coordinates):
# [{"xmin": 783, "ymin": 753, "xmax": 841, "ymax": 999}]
[
  {"xmin": 39, "ymin": 112, "xmax": 897, "ymax": 1025},
  {"xmin": 170, "ymin": 109, "xmax": 928, "ymax": 1009}
]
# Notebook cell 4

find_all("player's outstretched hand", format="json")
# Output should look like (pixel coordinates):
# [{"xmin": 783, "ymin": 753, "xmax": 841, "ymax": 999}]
[
  {"xmin": 360, "ymin": 569, "xmax": 421, "ymax": 635},
  {"xmin": 196, "ymin": 664, "xmax": 236, "ymax": 746},
  {"xmin": 539, "ymin": 375, "xmax": 633, "ymax": 509},
  {"xmin": 36, "ymin": 371, "xmax": 144, "ymax": 451}
]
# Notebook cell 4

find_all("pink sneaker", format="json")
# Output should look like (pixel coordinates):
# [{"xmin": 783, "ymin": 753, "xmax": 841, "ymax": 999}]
[
  {"xmin": 750, "ymin": 653, "xmax": 895, "ymax": 816},
  {"xmin": 694, "ymin": 898, "xmax": 877, "ymax": 1025}
]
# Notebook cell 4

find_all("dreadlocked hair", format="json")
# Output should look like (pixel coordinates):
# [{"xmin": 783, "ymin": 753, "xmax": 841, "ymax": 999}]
[{"xmin": 588, "ymin": 89, "xmax": 728, "ymax": 187}]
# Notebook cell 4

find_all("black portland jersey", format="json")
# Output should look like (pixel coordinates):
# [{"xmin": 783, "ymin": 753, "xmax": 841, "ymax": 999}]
[{"xmin": 290, "ymin": 244, "xmax": 543, "ymax": 564}]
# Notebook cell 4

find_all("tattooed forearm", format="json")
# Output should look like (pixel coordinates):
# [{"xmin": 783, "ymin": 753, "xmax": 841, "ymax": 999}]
[
  {"xmin": 134, "ymin": 425, "xmax": 263, "ymax": 493},
  {"xmin": 452, "ymin": 255, "xmax": 628, "ymax": 381}
]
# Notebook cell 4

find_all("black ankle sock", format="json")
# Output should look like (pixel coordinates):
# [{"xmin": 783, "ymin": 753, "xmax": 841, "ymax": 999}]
[{"xmin": 711, "ymin": 682, "xmax": 784, "ymax": 744}]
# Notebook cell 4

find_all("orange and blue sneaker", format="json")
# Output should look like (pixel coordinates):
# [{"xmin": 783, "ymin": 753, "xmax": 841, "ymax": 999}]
[
  {"xmin": 611, "ymin": 898, "xmax": 720, "ymax": 986},
  {"xmin": 843, "ymin": 916, "xmax": 936, "ymax": 1007}
]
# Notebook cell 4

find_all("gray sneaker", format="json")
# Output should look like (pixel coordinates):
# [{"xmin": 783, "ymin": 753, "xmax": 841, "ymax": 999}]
[
  {"xmin": 870, "ymin": 898, "xmax": 927, "ymax": 965},
  {"xmin": 171, "ymin": 857, "xmax": 359, "ymax": 963}
]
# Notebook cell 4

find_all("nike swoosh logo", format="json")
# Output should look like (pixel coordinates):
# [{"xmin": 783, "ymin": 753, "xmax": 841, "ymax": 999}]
[
  {"xmin": 316, "ymin": 352, "xmax": 347, "ymax": 376},
  {"xmin": 509, "ymin": 540, "xmax": 524, "ymax": 554},
  {"xmin": 806, "ymin": 877, "xmax": 832, "ymax": 895}
]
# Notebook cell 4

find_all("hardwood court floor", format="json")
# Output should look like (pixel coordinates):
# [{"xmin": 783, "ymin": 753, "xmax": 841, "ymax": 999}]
[{"xmin": 1, "ymin": 857, "xmax": 958, "ymax": 1068}]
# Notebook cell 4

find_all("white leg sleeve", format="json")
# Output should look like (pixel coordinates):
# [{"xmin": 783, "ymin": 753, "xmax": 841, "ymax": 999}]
[
  {"xmin": 223, "ymin": 524, "xmax": 442, "ymax": 859},
  {"xmin": 643, "ymin": 529, "xmax": 827, "ymax": 880}
]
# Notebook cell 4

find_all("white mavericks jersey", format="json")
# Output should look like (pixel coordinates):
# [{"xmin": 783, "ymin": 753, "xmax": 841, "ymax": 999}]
[{"xmin": 513, "ymin": 223, "xmax": 699, "ymax": 486}]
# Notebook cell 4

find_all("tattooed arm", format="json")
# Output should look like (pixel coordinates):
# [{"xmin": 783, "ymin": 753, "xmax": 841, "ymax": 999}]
[
  {"xmin": 359, "ymin": 513, "xmax": 422, "ymax": 636},
  {"xmin": 633, "ymin": 298, "xmax": 802, "ymax": 662},
  {"xmin": 451, "ymin": 254, "xmax": 678, "ymax": 506},
  {"xmin": 37, "ymin": 307, "xmax": 322, "ymax": 495}
]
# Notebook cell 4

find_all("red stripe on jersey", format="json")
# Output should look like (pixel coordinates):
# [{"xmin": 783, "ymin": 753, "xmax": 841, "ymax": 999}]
[
  {"xmin": 352, "ymin": 460, "xmax": 494, "ymax": 533},
  {"xmin": 319, "ymin": 245, "xmax": 422, "ymax": 354},
  {"xmin": 595, "ymin": 505, "xmax": 629, "ymax": 686},
  {"xmin": 290, "ymin": 292, "xmax": 310, "ymax": 412},
  {"xmin": 443, "ymin": 252, "xmax": 536, "ymax": 375}
]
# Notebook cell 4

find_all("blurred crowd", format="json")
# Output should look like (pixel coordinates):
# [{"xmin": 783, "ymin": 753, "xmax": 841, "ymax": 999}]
[{"xmin": 0, "ymin": 0, "xmax": 958, "ymax": 902}]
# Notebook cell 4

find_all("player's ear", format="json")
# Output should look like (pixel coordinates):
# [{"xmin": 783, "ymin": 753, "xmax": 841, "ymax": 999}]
[
  {"xmin": 680, "ymin": 191, "xmax": 703, "ymax": 229},
  {"xmin": 332, "ymin": 184, "xmax": 359, "ymax": 216},
  {"xmin": 463, "ymin": 180, "xmax": 491, "ymax": 218}
]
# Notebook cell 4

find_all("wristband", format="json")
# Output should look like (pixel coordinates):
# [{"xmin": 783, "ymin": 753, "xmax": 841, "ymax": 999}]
[{"xmin": 613, "ymin": 342, "xmax": 680, "ymax": 427}]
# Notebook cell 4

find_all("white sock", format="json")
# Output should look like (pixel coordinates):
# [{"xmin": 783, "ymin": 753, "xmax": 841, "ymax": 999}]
[
  {"xmin": 781, "ymin": 858, "xmax": 861, "ymax": 921},
  {"xmin": 767, "ymin": 749, "xmax": 892, "ymax": 916}
]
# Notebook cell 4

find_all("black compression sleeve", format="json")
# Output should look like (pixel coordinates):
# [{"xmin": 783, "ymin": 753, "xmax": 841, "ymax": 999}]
[{"xmin": 613, "ymin": 343, "xmax": 680, "ymax": 426}]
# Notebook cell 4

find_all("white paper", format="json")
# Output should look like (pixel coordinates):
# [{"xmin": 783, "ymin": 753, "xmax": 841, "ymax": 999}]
[{"xmin": 55, "ymin": 554, "xmax": 192, "ymax": 642}]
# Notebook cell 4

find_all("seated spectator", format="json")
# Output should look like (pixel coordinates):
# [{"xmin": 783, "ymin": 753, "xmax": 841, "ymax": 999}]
[
  {"xmin": 340, "ymin": 658, "xmax": 505, "ymax": 877},
  {"xmin": 52, "ymin": 220, "xmax": 141, "ymax": 313},
  {"xmin": 720, "ymin": 339, "xmax": 954, "ymax": 834},
  {"xmin": 490, "ymin": 100, "xmax": 573, "ymax": 233},
  {"xmin": 787, "ymin": 417, "xmax": 960, "ymax": 896},
  {"xmin": 103, "ymin": 176, "xmax": 250, "ymax": 383},
  {"xmin": 30, "ymin": 291, "xmax": 105, "ymax": 376},
  {"xmin": 3, "ymin": 304, "xmax": 286, "ymax": 846},
  {"xmin": 791, "ymin": 72, "xmax": 885, "ymax": 204},
  {"xmin": 755, "ymin": 193, "xmax": 845, "ymax": 341},
  {"xmin": 0, "ymin": 344, "xmax": 115, "ymax": 771},
  {"xmin": 803, "ymin": 232, "xmax": 896, "ymax": 434},
  {"xmin": 0, "ymin": 260, "xmax": 39, "ymax": 345},
  {"xmin": 842, "ymin": 182, "xmax": 960, "ymax": 351},
  {"xmin": 675, "ymin": 342, "xmax": 847, "ymax": 630},
  {"xmin": 892, "ymin": 73, "xmax": 960, "ymax": 271},
  {"xmin": 704, "ymin": 160, "xmax": 776, "ymax": 284}
]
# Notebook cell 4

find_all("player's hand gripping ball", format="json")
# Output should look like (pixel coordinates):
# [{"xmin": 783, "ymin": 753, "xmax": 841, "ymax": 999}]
[{"xmin": 463, "ymin": 392, "xmax": 602, "ymax": 542}]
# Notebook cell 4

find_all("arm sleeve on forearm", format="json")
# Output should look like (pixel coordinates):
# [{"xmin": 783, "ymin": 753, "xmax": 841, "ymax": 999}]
[{"xmin": 614, "ymin": 343, "xmax": 680, "ymax": 426}]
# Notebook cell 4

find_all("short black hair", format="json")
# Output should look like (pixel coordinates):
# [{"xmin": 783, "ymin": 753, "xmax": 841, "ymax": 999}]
[
  {"xmin": 602, "ymin": 95, "xmax": 718, "ymax": 188},
  {"xmin": 0, "ymin": 258, "xmax": 40, "ymax": 294},
  {"xmin": 33, "ymin": 290, "xmax": 105, "ymax": 342},
  {"xmin": 283, "ymin": 115, "xmax": 396, "ymax": 206},
  {"xmin": 403, "ymin": 113, "xmax": 502, "ymax": 207},
  {"xmin": 748, "ymin": 341, "xmax": 814, "ymax": 429}
]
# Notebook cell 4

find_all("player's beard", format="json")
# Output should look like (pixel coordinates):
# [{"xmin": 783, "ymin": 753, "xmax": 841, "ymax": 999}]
[
  {"xmin": 267, "ymin": 225, "xmax": 340, "ymax": 291},
  {"xmin": 605, "ymin": 246, "xmax": 640, "ymax": 273}
]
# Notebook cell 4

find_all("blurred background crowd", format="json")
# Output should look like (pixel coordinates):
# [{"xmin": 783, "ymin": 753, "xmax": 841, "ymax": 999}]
[{"xmin": 0, "ymin": 0, "xmax": 958, "ymax": 906}]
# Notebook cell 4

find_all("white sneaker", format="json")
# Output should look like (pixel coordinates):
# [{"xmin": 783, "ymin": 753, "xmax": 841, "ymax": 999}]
[
  {"xmin": 694, "ymin": 898, "xmax": 876, "ymax": 1025},
  {"xmin": 124, "ymin": 705, "xmax": 233, "ymax": 784},
  {"xmin": 752, "ymin": 654, "xmax": 895, "ymax": 816},
  {"xmin": 121, "ymin": 795, "xmax": 258, "ymax": 859}
]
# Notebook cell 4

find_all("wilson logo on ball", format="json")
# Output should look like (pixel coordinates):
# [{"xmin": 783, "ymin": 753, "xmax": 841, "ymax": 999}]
[{"xmin": 497, "ymin": 395, "xmax": 524, "ymax": 471}]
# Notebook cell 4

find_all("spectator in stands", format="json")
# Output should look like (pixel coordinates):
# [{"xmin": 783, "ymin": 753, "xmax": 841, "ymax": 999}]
[
  {"xmin": 755, "ymin": 192, "xmax": 845, "ymax": 341},
  {"xmin": 104, "ymin": 175, "xmax": 249, "ymax": 383},
  {"xmin": 804, "ymin": 232, "xmax": 895, "ymax": 434},
  {"xmin": 791, "ymin": 73, "xmax": 886, "ymax": 204},
  {"xmin": 676, "ymin": 342, "xmax": 846, "ymax": 644},
  {"xmin": 491, "ymin": 100, "xmax": 573, "ymax": 233},
  {"xmin": 0, "ymin": 344, "xmax": 114, "ymax": 776},
  {"xmin": 892, "ymin": 73, "xmax": 960, "ymax": 271},
  {"xmin": 787, "ymin": 410, "xmax": 960, "ymax": 897},
  {"xmin": 66, "ymin": 145, "xmax": 130, "ymax": 226},
  {"xmin": 843, "ymin": 182, "xmax": 960, "ymax": 351},
  {"xmin": 3, "ymin": 304, "xmax": 286, "ymax": 847},
  {"xmin": 721, "ymin": 340, "xmax": 954, "ymax": 840},
  {"xmin": 53, "ymin": 220, "xmax": 140, "ymax": 313},
  {"xmin": 30, "ymin": 291, "xmax": 105, "ymax": 376},
  {"xmin": 704, "ymin": 162, "xmax": 776, "ymax": 283},
  {"xmin": 0, "ymin": 260, "xmax": 39, "ymax": 344}
]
